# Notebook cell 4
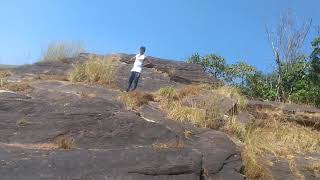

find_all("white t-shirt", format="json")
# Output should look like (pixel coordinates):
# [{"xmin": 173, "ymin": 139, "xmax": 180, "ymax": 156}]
[{"xmin": 131, "ymin": 54, "xmax": 146, "ymax": 73}]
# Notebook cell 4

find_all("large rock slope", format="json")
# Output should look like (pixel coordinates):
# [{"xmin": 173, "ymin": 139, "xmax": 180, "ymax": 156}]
[{"xmin": 0, "ymin": 55, "xmax": 243, "ymax": 179}]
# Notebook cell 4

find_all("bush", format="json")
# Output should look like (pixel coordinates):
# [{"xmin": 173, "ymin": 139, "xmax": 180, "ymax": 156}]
[
  {"xmin": 41, "ymin": 42, "xmax": 85, "ymax": 62},
  {"xmin": 158, "ymin": 87, "xmax": 177, "ymax": 99},
  {"xmin": 69, "ymin": 56, "xmax": 119, "ymax": 86},
  {"xmin": 157, "ymin": 85, "xmax": 246, "ymax": 129},
  {"xmin": 228, "ymin": 109, "xmax": 320, "ymax": 179},
  {"xmin": 0, "ymin": 70, "xmax": 11, "ymax": 78},
  {"xmin": 119, "ymin": 92, "xmax": 154, "ymax": 110}
]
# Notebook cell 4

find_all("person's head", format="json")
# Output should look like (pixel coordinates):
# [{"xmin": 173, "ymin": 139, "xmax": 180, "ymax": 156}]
[{"xmin": 140, "ymin": 46, "xmax": 146, "ymax": 55}]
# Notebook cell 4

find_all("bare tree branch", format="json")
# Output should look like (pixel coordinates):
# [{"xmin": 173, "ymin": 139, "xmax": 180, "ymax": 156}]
[
  {"xmin": 265, "ymin": 9, "xmax": 311, "ymax": 101},
  {"xmin": 316, "ymin": 25, "xmax": 320, "ymax": 35}
]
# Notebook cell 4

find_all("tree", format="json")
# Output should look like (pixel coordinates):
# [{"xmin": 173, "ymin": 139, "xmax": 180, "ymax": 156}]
[
  {"xmin": 310, "ymin": 36, "xmax": 320, "ymax": 82},
  {"xmin": 227, "ymin": 61, "xmax": 256, "ymax": 86},
  {"xmin": 188, "ymin": 53, "xmax": 227, "ymax": 79},
  {"xmin": 266, "ymin": 10, "xmax": 312, "ymax": 102},
  {"xmin": 308, "ymin": 36, "xmax": 320, "ymax": 106},
  {"xmin": 244, "ymin": 71, "xmax": 277, "ymax": 101},
  {"xmin": 187, "ymin": 53, "xmax": 202, "ymax": 68}
]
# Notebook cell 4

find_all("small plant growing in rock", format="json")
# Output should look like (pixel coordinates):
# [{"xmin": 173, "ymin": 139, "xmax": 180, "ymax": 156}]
[
  {"xmin": 54, "ymin": 135, "xmax": 75, "ymax": 150},
  {"xmin": 3, "ymin": 82, "xmax": 33, "ymax": 92},
  {"xmin": 158, "ymin": 87, "xmax": 178, "ymax": 100},
  {"xmin": 0, "ymin": 70, "xmax": 11, "ymax": 78},
  {"xmin": 183, "ymin": 130, "xmax": 194, "ymax": 139},
  {"xmin": 79, "ymin": 91, "xmax": 97, "ymax": 99},
  {"xmin": 16, "ymin": 117, "xmax": 32, "ymax": 127},
  {"xmin": 152, "ymin": 140, "xmax": 184, "ymax": 149},
  {"xmin": 119, "ymin": 92, "xmax": 154, "ymax": 110}
]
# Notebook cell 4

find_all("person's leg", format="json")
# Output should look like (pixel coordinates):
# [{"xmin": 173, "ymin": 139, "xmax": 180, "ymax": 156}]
[
  {"xmin": 132, "ymin": 72, "xmax": 141, "ymax": 91},
  {"xmin": 127, "ymin": 72, "xmax": 136, "ymax": 92}
]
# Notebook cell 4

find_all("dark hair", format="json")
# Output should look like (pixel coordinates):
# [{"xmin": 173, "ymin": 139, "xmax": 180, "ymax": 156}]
[{"xmin": 140, "ymin": 46, "xmax": 146, "ymax": 51}]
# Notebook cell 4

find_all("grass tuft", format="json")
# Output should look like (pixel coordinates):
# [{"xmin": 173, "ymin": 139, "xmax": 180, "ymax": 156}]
[
  {"xmin": 156, "ymin": 84, "xmax": 320, "ymax": 178},
  {"xmin": 152, "ymin": 140, "xmax": 184, "ymax": 149},
  {"xmin": 119, "ymin": 92, "xmax": 154, "ymax": 110},
  {"xmin": 54, "ymin": 135, "xmax": 75, "ymax": 150},
  {"xmin": 240, "ymin": 117, "xmax": 320, "ymax": 179},
  {"xmin": 305, "ymin": 161, "xmax": 320, "ymax": 175},
  {"xmin": 0, "ymin": 70, "xmax": 11, "ymax": 78},
  {"xmin": 0, "ymin": 81, "xmax": 33, "ymax": 92},
  {"xmin": 16, "ymin": 117, "xmax": 32, "ymax": 127},
  {"xmin": 69, "ymin": 56, "xmax": 119, "ymax": 86},
  {"xmin": 158, "ymin": 86, "xmax": 178, "ymax": 99},
  {"xmin": 41, "ymin": 41, "xmax": 85, "ymax": 62},
  {"xmin": 156, "ymin": 85, "xmax": 246, "ymax": 129}
]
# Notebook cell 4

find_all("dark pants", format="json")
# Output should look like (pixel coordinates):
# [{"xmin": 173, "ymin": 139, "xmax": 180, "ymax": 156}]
[{"xmin": 127, "ymin": 71, "xmax": 141, "ymax": 92}]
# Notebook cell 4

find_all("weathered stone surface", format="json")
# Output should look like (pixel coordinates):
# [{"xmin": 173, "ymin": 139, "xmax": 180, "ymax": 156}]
[
  {"xmin": 12, "ymin": 60, "xmax": 74, "ymax": 76},
  {"xmin": 0, "ymin": 80, "xmax": 243, "ymax": 179},
  {"xmin": 113, "ymin": 53, "xmax": 220, "ymax": 86},
  {"xmin": 115, "ymin": 62, "xmax": 180, "ymax": 92},
  {"xmin": 139, "ymin": 103, "xmax": 244, "ymax": 179},
  {"xmin": 235, "ymin": 111, "xmax": 252, "ymax": 125},
  {"xmin": 192, "ymin": 131, "xmax": 244, "ymax": 179},
  {"xmin": 264, "ymin": 153, "xmax": 320, "ymax": 180},
  {"xmin": 248, "ymin": 100, "xmax": 320, "ymax": 130},
  {"xmin": 0, "ymin": 146, "xmax": 202, "ymax": 180},
  {"xmin": 248, "ymin": 100, "xmax": 320, "ymax": 114}
]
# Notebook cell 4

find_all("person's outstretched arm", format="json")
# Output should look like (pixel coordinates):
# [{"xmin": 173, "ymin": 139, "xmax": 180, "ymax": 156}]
[
  {"xmin": 145, "ymin": 57, "xmax": 153, "ymax": 65},
  {"xmin": 129, "ymin": 55, "xmax": 135, "ymax": 62}
]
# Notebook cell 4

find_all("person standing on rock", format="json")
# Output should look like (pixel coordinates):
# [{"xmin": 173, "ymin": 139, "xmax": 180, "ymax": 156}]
[{"xmin": 126, "ymin": 46, "xmax": 152, "ymax": 92}]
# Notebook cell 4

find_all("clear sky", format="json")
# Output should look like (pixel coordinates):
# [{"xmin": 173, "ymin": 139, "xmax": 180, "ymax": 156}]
[{"xmin": 0, "ymin": 0, "xmax": 319, "ymax": 71}]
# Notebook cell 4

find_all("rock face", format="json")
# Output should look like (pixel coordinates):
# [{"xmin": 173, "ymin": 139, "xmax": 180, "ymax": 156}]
[
  {"xmin": 113, "ymin": 53, "xmax": 220, "ymax": 91},
  {"xmin": 0, "ymin": 56, "xmax": 243, "ymax": 179},
  {"xmin": 248, "ymin": 100, "xmax": 320, "ymax": 130}
]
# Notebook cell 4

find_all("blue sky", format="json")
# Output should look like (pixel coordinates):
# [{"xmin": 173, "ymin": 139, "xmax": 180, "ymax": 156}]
[{"xmin": 0, "ymin": 0, "xmax": 319, "ymax": 71}]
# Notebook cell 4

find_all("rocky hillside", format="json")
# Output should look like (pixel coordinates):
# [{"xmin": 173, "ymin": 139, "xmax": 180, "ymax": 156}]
[{"xmin": 0, "ymin": 54, "xmax": 319, "ymax": 180}]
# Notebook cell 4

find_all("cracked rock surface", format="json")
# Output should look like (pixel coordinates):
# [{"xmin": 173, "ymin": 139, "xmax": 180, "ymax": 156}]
[{"xmin": 0, "ymin": 56, "xmax": 243, "ymax": 179}]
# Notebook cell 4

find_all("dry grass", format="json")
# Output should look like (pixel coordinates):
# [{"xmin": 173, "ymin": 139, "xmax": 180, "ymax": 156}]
[
  {"xmin": 79, "ymin": 91, "xmax": 97, "ymax": 99},
  {"xmin": 0, "ymin": 70, "xmax": 11, "ymax": 78},
  {"xmin": 54, "ymin": 135, "xmax": 75, "ymax": 150},
  {"xmin": 0, "ymin": 71, "xmax": 33, "ymax": 92},
  {"xmin": 16, "ymin": 117, "xmax": 32, "ymax": 127},
  {"xmin": 176, "ymin": 85, "xmax": 202, "ymax": 99},
  {"xmin": 239, "ymin": 117, "xmax": 320, "ymax": 179},
  {"xmin": 0, "ymin": 70, "xmax": 11, "ymax": 87},
  {"xmin": 36, "ymin": 74, "xmax": 69, "ymax": 81},
  {"xmin": 246, "ymin": 121, "xmax": 320, "ymax": 157},
  {"xmin": 212, "ymin": 86, "xmax": 247, "ymax": 110},
  {"xmin": 41, "ymin": 42, "xmax": 85, "ymax": 62},
  {"xmin": 119, "ymin": 91, "xmax": 154, "ymax": 110},
  {"xmin": 157, "ymin": 85, "xmax": 320, "ymax": 179},
  {"xmin": 152, "ymin": 140, "xmax": 184, "ymax": 149},
  {"xmin": 183, "ymin": 130, "xmax": 194, "ymax": 139},
  {"xmin": 69, "ymin": 56, "xmax": 119, "ymax": 86},
  {"xmin": 305, "ymin": 161, "xmax": 320, "ymax": 175},
  {"xmin": 0, "ymin": 81, "xmax": 33, "ymax": 92},
  {"xmin": 0, "ymin": 143, "xmax": 58, "ymax": 150},
  {"xmin": 161, "ymin": 100, "xmax": 207, "ymax": 126},
  {"xmin": 156, "ymin": 85, "xmax": 245, "ymax": 129}
]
